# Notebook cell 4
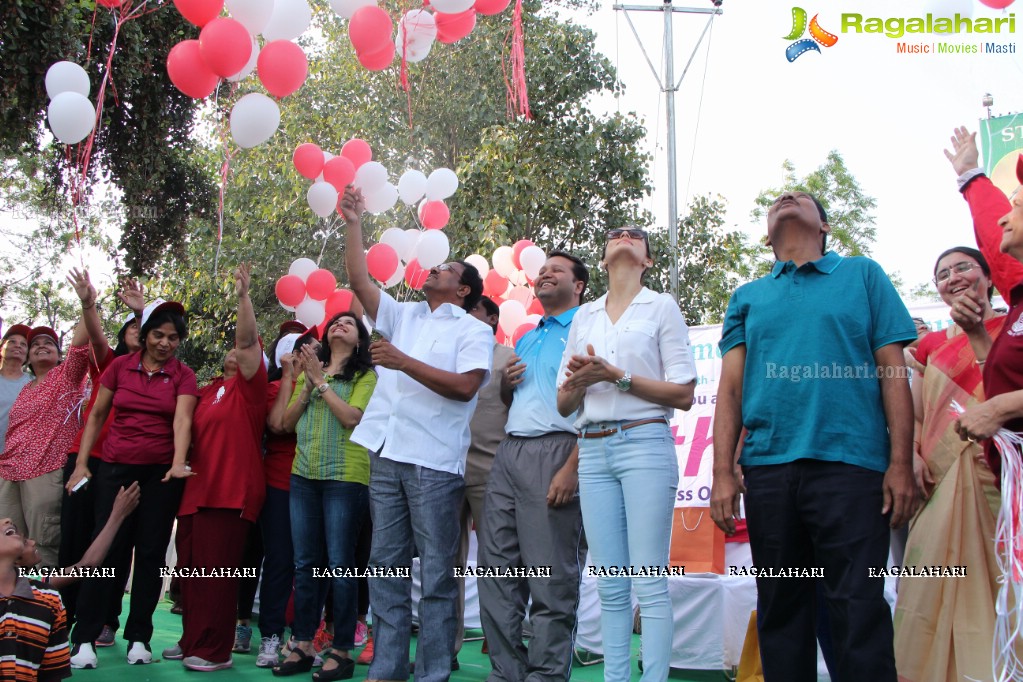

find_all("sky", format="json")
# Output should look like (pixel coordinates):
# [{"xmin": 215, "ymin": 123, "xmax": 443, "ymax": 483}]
[{"xmin": 568, "ymin": 0, "xmax": 1023, "ymax": 297}]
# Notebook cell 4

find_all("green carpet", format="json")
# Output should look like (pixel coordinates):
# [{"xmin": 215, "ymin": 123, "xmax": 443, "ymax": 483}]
[{"xmin": 73, "ymin": 596, "xmax": 733, "ymax": 681}]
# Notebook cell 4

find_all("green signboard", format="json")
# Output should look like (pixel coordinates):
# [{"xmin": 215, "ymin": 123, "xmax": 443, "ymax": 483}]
[{"xmin": 980, "ymin": 113, "xmax": 1023, "ymax": 197}]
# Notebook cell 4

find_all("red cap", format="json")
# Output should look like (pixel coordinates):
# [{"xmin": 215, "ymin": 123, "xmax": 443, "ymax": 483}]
[
  {"xmin": 279, "ymin": 320, "xmax": 308, "ymax": 336},
  {"xmin": 2, "ymin": 324, "xmax": 31, "ymax": 342},
  {"xmin": 27, "ymin": 326, "xmax": 59, "ymax": 349}
]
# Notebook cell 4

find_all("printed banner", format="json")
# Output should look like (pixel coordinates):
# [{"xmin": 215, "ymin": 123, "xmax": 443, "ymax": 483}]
[{"xmin": 980, "ymin": 113, "xmax": 1023, "ymax": 197}]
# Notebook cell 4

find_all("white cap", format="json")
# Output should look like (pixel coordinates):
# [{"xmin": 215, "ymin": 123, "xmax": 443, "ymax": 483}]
[
  {"xmin": 139, "ymin": 298, "xmax": 185, "ymax": 331},
  {"xmin": 274, "ymin": 333, "xmax": 300, "ymax": 369}
]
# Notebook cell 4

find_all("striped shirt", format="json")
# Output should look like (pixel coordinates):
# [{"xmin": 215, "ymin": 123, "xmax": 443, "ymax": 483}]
[
  {"xmin": 0, "ymin": 577, "xmax": 70, "ymax": 681},
  {"xmin": 289, "ymin": 370, "xmax": 376, "ymax": 484}
]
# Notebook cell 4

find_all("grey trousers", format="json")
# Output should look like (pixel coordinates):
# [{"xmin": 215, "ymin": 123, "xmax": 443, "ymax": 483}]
[{"xmin": 478, "ymin": 432, "xmax": 586, "ymax": 682}]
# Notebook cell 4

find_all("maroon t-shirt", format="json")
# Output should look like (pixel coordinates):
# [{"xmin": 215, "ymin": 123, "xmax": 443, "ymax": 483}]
[
  {"xmin": 179, "ymin": 365, "xmax": 268, "ymax": 522},
  {"xmin": 70, "ymin": 345, "xmax": 115, "ymax": 459},
  {"xmin": 99, "ymin": 352, "xmax": 199, "ymax": 465},
  {"xmin": 264, "ymin": 381, "xmax": 297, "ymax": 492},
  {"xmin": 983, "ymin": 282, "xmax": 1023, "ymax": 480}
]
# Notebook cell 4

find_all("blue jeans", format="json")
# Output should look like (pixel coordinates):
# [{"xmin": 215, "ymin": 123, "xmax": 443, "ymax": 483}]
[
  {"xmin": 289, "ymin": 474, "xmax": 368, "ymax": 650},
  {"xmin": 258, "ymin": 485, "xmax": 294, "ymax": 640},
  {"xmin": 577, "ymin": 422, "xmax": 678, "ymax": 682},
  {"xmin": 367, "ymin": 453, "xmax": 464, "ymax": 682}
]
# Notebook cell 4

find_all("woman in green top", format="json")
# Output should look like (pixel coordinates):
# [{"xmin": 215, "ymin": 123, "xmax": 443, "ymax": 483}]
[{"xmin": 275, "ymin": 312, "xmax": 376, "ymax": 681}]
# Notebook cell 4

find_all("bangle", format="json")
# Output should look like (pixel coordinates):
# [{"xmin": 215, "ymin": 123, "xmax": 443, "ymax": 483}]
[{"xmin": 977, "ymin": 359, "xmax": 986, "ymax": 367}]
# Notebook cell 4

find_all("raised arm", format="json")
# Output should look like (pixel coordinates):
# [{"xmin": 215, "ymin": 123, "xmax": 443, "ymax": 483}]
[
  {"xmin": 710, "ymin": 345, "xmax": 746, "ymax": 534},
  {"xmin": 233, "ymin": 263, "xmax": 262, "ymax": 381},
  {"xmin": 66, "ymin": 268, "xmax": 102, "ymax": 353},
  {"xmin": 339, "ymin": 187, "xmax": 381, "ymax": 321}
]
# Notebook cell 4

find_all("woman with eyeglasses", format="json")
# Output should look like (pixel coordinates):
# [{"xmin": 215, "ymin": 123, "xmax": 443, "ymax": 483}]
[
  {"xmin": 557, "ymin": 226, "xmax": 697, "ymax": 682},
  {"xmin": 892, "ymin": 245, "xmax": 1015, "ymax": 681},
  {"xmin": 273, "ymin": 312, "xmax": 376, "ymax": 681}
]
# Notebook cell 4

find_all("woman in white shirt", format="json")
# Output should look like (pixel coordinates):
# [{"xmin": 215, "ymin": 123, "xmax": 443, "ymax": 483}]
[{"xmin": 557, "ymin": 227, "xmax": 697, "ymax": 682}]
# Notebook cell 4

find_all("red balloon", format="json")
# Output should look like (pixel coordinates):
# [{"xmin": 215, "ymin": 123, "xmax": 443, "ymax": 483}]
[
  {"xmin": 349, "ymin": 6, "xmax": 394, "ymax": 54},
  {"xmin": 527, "ymin": 297, "xmax": 543, "ymax": 316},
  {"xmin": 199, "ymin": 18, "xmax": 252, "ymax": 78},
  {"xmin": 322, "ymin": 156, "xmax": 356, "ymax": 189},
  {"xmin": 367, "ymin": 243, "xmax": 399, "ymax": 282},
  {"xmin": 483, "ymin": 269, "xmax": 508, "ymax": 297},
  {"xmin": 306, "ymin": 269, "xmax": 338, "ymax": 301},
  {"xmin": 325, "ymin": 289, "xmax": 355, "ymax": 317},
  {"xmin": 275, "ymin": 275, "xmax": 306, "ymax": 307},
  {"xmin": 167, "ymin": 40, "xmax": 220, "ymax": 99},
  {"xmin": 979, "ymin": 0, "xmax": 1015, "ymax": 7},
  {"xmin": 474, "ymin": 0, "xmax": 510, "ymax": 15},
  {"xmin": 173, "ymin": 0, "xmax": 224, "ymax": 27},
  {"xmin": 495, "ymin": 327, "xmax": 508, "ymax": 345},
  {"xmin": 434, "ymin": 8, "xmax": 476, "ymax": 44},
  {"xmin": 258, "ymin": 40, "xmax": 309, "ymax": 98},
  {"xmin": 358, "ymin": 42, "xmax": 395, "ymax": 71},
  {"xmin": 512, "ymin": 322, "xmax": 536, "ymax": 345},
  {"xmin": 405, "ymin": 259, "xmax": 429, "ymax": 290},
  {"xmin": 97, "ymin": 0, "xmax": 126, "ymax": 7},
  {"xmin": 341, "ymin": 139, "xmax": 372, "ymax": 170},
  {"xmin": 511, "ymin": 239, "xmax": 534, "ymax": 269},
  {"xmin": 293, "ymin": 143, "xmax": 324, "ymax": 179},
  {"xmin": 419, "ymin": 200, "xmax": 450, "ymax": 230}
]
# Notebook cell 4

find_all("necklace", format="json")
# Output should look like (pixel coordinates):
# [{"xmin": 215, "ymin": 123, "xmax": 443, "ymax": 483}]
[{"xmin": 141, "ymin": 357, "xmax": 164, "ymax": 375}]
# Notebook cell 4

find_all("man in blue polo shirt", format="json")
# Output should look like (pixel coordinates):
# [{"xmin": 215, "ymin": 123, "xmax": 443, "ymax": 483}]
[
  {"xmin": 710, "ymin": 192, "xmax": 918, "ymax": 682},
  {"xmin": 478, "ymin": 251, "xmax": 588, "ymax": 682}
]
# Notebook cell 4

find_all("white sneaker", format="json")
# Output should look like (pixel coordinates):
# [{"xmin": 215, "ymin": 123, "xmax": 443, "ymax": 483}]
[
  {"xmin": 70, "ymin": 643, "xmax": 98, "ymax": 669},
  {"xmin": 162, "ymin": 644, "xmax": 184, "ymax": 660},
  {"xmin": 126, "ymin": 641, "xmax": 153, "ymax": 664},
  {"xmin": 183, "ymin": 655, "xmax": 233, "ymax": 671},
  {"xmin": 256, "ymin": 635, "xmax": 281, "ymax": 668}
]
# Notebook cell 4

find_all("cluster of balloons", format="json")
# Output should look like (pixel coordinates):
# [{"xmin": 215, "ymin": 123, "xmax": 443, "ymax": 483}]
[
  {"xmin": 293, "ymin": 139, "xmax": 401, "ymax": 218},
  {"xmin": 339, "ymin": 0, "xmax": 512, "ymax": 72},
  {"xmin": 469, "ymin": 240, "xmax": 548, "ymax": 344},
  {"xmin": 168, "ymin": 0, "xmax": 312, "ymax": 148},
  {"xmin": 45, "ymin": 62, "xmax": 96, "ymax": 145},
  {"xmin": 401, "ymin": 168, "xmax": 458, "ymax": 229},
  {"xmin": 274, "ymin": 257, "xmax": 355, "ymax": 328}
]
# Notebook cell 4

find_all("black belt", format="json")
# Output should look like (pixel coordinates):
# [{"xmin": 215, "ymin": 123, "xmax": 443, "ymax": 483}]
[{"xmin": 579, "ymin": 417, "xmax": 668, "ymax": 439}]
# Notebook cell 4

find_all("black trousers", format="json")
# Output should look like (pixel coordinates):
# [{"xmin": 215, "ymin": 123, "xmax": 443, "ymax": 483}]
[
  {"xmin": 70, "ymin": 461, "xmax": 184, "ymax": 644},
  {"xmin": 743, "ymin": 459, "xmax": 896, "ymax": 682}
]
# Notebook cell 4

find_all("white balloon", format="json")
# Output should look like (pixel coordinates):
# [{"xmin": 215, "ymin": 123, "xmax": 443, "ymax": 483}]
[
  {"xmin": 365, "ymin": 182, "xmax": 399, "ymax": 214},
  {"xmin": 425, "ymin": 168, "xmax": 459, "ymax": 201},
  {"xmin": 492, "ymin": 246, "xmax": 516, "ymax": 278},
  {"xmin": 430, "ymin": 0, "xmax": 474, "ymax": 12},
  {"xmin": 401, "ymin": 229, "xmax": 422, "ymax": 262},
  {"xmin": 465, "ymin": 254, "xmax": 489, "ymax": 280},
  {"xmin": 405, "ymin": 41, "xmax": 433, "ymax": 63},
  {"xmin": 416, "ymin": 230, "xmax": 450, "ymax": 269},
  {"xmin": 397, "ymin": 170, "xmax": 428, "ymax": 206},
  {"xmin": 353, "ymin": 161, "xmax": 389, "ymax": 192},
  {"xmin": 295, "ymin": 296, "xmax": 326, "ymax": 327},
  {"xmin": 498, "ymin": 299, "xmax": 527, "ymax": 335},
  {"xmin": 47, "ymin": 92, "xmax": 96, "ymax": 144},
  {"xmin": 379, "ymin": 227, "xmax": 406, "ymax": 252},
  {"xmin": 507, "ymin": 285, "xmax": 532, "ymax": 306},
  {"xmin": 395, "ymin": 9, "xmax": 436, "ymax": 60},
  {"xmin": 519, "ymin": 245, "xmax": 546, "ymax": 280},
  {"xmin": 230, "ymin": 93, "xmax": 280, "ymax": 148},
  {"xmin": 525, "ymin": 313, "xmax": 542, "ymax": 325},
  {"xmin": 329, "ymin": 0, "xmax": 375, "ymax": 19},
  {"xmin": 384, "ymin": 268, "xmax": 403, "ymax": 288},
  {"xmin": 508, "ymin": 269, "xmax": 529, "ymax": 286},
  {"xmin": 262, "ymin": 0, "xmax": 311, "ymax": 41},
  {"xmin": 226, "ymin": 0, "xmax": 275, "ymax": 34},
  {"xmin": 227, "ymin": 37, "xmax": 260, "ymax": 82},
  {"xmin": 307, "ymin": 181, "xmax": 339, "ymax": 218},
  {"xmin": 289, "ymin": 257, "xmax": 318, "ymax": 280},
  {"xmin": 46, "ymin": 61, "xmax": 90, "ymax": 100}
]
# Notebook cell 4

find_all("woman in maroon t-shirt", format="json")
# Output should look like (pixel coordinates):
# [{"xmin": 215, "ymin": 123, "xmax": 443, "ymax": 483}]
[{"xmin": 64, "ymin": 298, "xmax": 198, "ymax": 669}]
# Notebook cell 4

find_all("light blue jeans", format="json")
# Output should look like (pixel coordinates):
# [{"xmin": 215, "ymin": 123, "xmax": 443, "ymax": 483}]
[{"xmin": 577, "ymin": 421, "xmax": 678, "ymax": 682}]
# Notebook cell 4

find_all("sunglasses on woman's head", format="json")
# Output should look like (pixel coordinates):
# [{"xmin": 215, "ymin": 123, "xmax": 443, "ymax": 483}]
[{"xmin": 606, "ymin": 228, "xmax": 646, "ymax": 241}]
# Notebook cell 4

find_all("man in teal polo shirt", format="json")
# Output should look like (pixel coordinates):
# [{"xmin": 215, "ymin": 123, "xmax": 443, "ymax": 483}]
[{"xmin": 710, "ymin": 192, "xmax": 918, "ymax": 682}]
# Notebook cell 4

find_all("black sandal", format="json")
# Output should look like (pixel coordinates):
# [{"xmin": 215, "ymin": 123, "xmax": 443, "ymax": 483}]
[
  {"xmin": 272, "ymin": 648, "xmax": 315, "ymax": 677},
  {"xmin": 312, "ymin": 652, "xmax": 354, "ymax": 682}
]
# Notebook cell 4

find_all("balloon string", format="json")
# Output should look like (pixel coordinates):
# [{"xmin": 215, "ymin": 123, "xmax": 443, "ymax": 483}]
[
  {"xmin": 214, "ymin": 83, "xmax": 235, "ymax": 274},
  {"xmin": 507, "ymin": 0, "xmax": 531, "ymax": 120}
]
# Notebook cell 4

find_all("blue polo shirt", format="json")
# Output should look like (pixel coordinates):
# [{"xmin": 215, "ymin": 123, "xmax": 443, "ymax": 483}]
[
  {"xmin": 718, "ymin": 252, "xmax": 916, "ymax": 472},
  {"xmin": 505, "ymin": 307, "xmax": 578, "ymax": 437}
]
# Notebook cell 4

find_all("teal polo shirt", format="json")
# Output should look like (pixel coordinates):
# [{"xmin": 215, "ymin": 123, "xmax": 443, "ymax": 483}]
[
  {"xmin": 718, "ymin": 252, "xmax": 916, "ymax": 472},
  {"xmin": 505, "ymin": 307, "xmax": 578, "ymax": 437}
]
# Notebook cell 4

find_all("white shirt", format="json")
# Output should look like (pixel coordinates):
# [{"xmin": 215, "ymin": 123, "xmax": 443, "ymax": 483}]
[
  {"xmin": 352, "ymin": 289, "xmax": 494, "ymax": 475},
  {"xmin": 558, "ymin": 287, "xmax": 697, "ymax": 428}
]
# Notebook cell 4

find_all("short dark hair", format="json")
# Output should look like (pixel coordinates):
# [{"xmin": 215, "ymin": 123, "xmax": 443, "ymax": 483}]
[
  {"xmin": 140, "ymin": 309, "xmax": 188, "ymax": 347},
  {"xmin": 112, "ymin": 318, "xmax": 138, "ymax": 357},
  {"xmin": 476, "ymin": 295, "xmax": 500, "ymax": 333},
  {"xmin": 547, "ymin": 250, "xmax": 589, "ymax": 305},
  {"xmin": 457, "ymin": 261, "xmax": 484, "ymax": 313},
  {"xmin": 934, "ymin": 246, "xmax": 994, "ymax": 301},
  {"xmin": 317, "ymin": 312, "xmax": 374, "ymax": 382},
  {"xmin": 804, "ymin": 194, "xmax": 829, "ymax": 253}
]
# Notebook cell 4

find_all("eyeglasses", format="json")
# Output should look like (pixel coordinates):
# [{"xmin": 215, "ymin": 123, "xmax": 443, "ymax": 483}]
[
  {"xmin": 606, "ymin": 228, "xmax": 647, "ymax": 241},
  {"xmin": 933, "ymin": 262, "xmax": 978, "ymax": 285},
  {"xmin": 437, "ymin": 262, "xmax": 467, "ymax": 282}
]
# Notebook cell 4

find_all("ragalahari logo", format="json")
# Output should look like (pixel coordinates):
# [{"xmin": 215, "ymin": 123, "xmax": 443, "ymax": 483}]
[{"xmin": 784, "ymin": 7, "xmax": 838, "ymax": 62}]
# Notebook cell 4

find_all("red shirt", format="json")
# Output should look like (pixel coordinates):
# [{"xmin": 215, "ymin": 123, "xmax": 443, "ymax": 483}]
[
  {"xmin": 264, "ymin": 381, "xmax": 297, "ymax": 491},
  {"xmin": 983, "ymin": 283, "xmax": 1023, "ymax": 480},
  {"xmin": 69, "ymin": 345, "xmax": 116, "ymax": 459},
  {"xmin": 179, "ymin": 364, "xmax": 268, "ymax": 522},
  {"xmin": 0, "ymin": 345, "xmax": 90, "ymax": 481},
  {"xmin": 99, "ymin": 352, "xmax": 199, "ymax": 466}
]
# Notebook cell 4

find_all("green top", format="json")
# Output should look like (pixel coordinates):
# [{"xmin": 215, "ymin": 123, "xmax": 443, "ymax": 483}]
[{"xmin": 289, "ymin": 370, "xmax": 377, "ymax": 484}]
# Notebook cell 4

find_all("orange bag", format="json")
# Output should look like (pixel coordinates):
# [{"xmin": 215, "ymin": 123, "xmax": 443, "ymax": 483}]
[
  {"xmin": 736, "ymin": 610, "xmax": 764, "ymax": 682},
  {"xmin": 668, "ymin": 507, "xmax": 725, "ymax": 574}
]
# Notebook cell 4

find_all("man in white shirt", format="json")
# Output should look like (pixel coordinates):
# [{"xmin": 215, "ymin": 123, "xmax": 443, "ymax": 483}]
[{"xmin": 340, "ymin": 188, "xmax": 493, "ymax": 682}]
